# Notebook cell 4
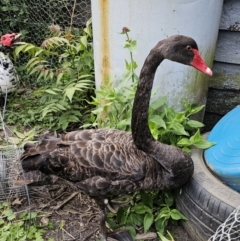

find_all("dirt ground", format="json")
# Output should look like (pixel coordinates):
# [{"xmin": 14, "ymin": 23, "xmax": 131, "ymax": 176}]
[{"xmin": 11, "ymin": 177, "xmax": 192, "ymax": 241}]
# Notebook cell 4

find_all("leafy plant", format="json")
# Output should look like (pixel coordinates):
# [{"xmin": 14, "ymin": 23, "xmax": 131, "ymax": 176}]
[
  {"xmin": 107, "ymin": 191, "xmax": 185, "ymax": 240},
  {"xmin": 5, "ymin": 19, "xmax": 94, "ymax": 131},
  {"xmin": 0, "ymin": 201, "xmax": 54, "ymax": 241},
  {"xmin": 158, "ymin": 230, "xmax": 175, "ymax": 241},
  {"xmin": 8, "ymin": 128, "xmax": 37, "ymax": 147},
  {"xmin": 0, "ymin": 1, "xmax": 29, "ymax": 36}
]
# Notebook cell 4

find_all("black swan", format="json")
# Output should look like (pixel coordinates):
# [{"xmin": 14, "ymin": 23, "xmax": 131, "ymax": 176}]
[{"xmin": 21, "ymin": 35, "xmax": 212, "ymax": 241}]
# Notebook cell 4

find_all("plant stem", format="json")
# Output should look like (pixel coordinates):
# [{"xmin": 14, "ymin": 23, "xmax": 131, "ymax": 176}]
[{"xmin": 125, "ymin": 32, "xmax": 135, "ymax": 83}]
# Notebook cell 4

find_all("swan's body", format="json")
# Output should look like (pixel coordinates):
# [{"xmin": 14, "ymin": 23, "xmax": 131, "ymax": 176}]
[
  {"xmin": 21, "ymin": 35, "xmax": 212, "ymax": 241},
  {"xmin": 22, "ymin": 129, "xmax": 192, "ymax": 194}
]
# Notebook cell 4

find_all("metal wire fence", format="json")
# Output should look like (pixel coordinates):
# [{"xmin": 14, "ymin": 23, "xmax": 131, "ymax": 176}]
[
  {"xmin": 0, "ymin": 0, "xmax": 91, "ymax": 67},
  {"xmin": 209, "ymin": 206, "xmax": 240, "ymax": 241},
  {"xmin": 0, "ymin": 0, "xmax": 91, "ymax": 210},
  {"xmin": 0, "ymin": 90, "xmax": 30, "ymax": 213}
]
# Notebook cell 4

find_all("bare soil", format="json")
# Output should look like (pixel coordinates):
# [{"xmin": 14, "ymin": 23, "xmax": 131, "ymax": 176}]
[
  {"xmin": 11, "ymin": 180, "xmax": 192, "ymax": 241},
  {"xmin": 1, "ymin": 128, "xmax": 192, "ymax": 241}
]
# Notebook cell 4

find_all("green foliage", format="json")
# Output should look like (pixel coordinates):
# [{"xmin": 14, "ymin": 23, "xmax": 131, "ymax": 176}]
[
  {"xmin": 85, "ymin": 76, "xmax": 137, "ymax": 131},
  {"xmin": 158, "ymin": 230, "xmax": 175, "ymax": 241},
  {"xmin": 107, "ymin": 191, "xmax": 185, "ymax": 240},
  {"xmin": 0, "ymin": 0, "xmax": 29, "ymax": 35},
  {"xmin": 8, "ymin": 128, "xmax": 36, "ymax": 147},
  {"xmin": 148, "ymin": 98, "xmax": 215, "ymax": 153},
  {"xmin": 0, "ymin": 201, "xmax": 54, "ymax": 241},
  {"xmin": 5, "ymin": 20, "xmax": 94, "ymax": 131},
  {"xmin": 90, "ymin": 81, "xmax": 214, "ymax": 152}
]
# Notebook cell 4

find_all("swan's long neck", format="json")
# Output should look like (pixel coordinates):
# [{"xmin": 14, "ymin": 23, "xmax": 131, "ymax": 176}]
[
  {"xmin": 131, "ymin": 47, "xmax": 164, "ymax": 152},
  {"xmin": 131, "ymin": 42, "xmax": 194, "ymax": 181}
]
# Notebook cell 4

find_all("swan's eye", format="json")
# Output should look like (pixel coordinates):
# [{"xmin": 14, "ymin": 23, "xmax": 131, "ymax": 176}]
[{"xmin": 186, "ymin": 46, "xmax": 192, "ymax": 50}]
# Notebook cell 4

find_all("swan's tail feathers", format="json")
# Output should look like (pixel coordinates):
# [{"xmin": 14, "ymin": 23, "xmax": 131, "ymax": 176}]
[
  {"xmin": 21, "ymin": 137, "xmax": 62, "ymax": 173},
  {"xmin": 108, "ymin": 229, "xmax": 134, "ymax": 241},
  {"xmin": 21, "ymin": 153, "xmax": 48, "ymax": 173}
]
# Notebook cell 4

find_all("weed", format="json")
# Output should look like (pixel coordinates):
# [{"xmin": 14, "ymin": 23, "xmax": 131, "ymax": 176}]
[
  {"xmin": 5, "ymin": 19, "xmax": 94, "ymax": 131},
  {"xmin": 0, "ymin": 201, "xmax": 54, "ymax": 241}
]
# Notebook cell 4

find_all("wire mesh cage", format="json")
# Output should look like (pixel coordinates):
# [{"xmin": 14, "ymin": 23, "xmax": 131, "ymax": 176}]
[
  {"xmin": 0, "ymin": 0, "xmax": 92, "ymax": 193},
  {"xmin": 0, "ymin": 0, "xmax": 92, "ymax": 75},
  {"xmin": 209, "ymin": 206, "xmax": 240, "ymax": 241},
  {"xmin": 0, "ymin": 143, "xmax": 25, "ymax": 201},
  {"xmin": 0, "ymin": 0, "xmax": 91, "ymax": 39},
  {"xmin": 0, "ymin": 93, "xmax": 31, "ymax": 215}
]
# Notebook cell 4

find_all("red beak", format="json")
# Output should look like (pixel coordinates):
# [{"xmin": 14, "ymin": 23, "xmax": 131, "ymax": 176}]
[{"xmin": 191, "ymin": 49, "xmax": 213, "ymax": 76}]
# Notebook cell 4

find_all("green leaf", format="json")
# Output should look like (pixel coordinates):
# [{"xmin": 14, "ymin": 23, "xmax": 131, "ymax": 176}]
[
  {"xmin": 132, "ymin": 213, "xmax": 143, "ymax": 226},
  {"xmin": 151, "ymin": 96, "xmax": 167, "ymax": 110},
  {"xmin": 170, "ymin": 209, "xmax": 188, "ymax": 221},
  {"xmin": 187, "ymin": 120, "xmax": 204, "ymax": 128},
  {"xmin": 2, "ymin": 202, "xmax": 9, "ymax": 207},
  {"xmin": 14, "ymin": 44, "xmax": 28, "ymax": 57},
  {"xmin": 35, "ymin": 49, "xmax": 44, "ymax": 56},
  {"xmin": 177, "ymin": 138, "xmax": 192, "ymax": 146},
  {"xmin": 44, "ymin": 89, "xmax": 58, "ymax": 95},
  {"xmin": 26, "ymin": 211, "xmax": 37, "ymax": 220},
  {"xmin": 155, "ymin": 218, "xmax": 167, "ymax": 233},
  {"xmin": 14, "ymin": 130, "xmax": 26, "ymax": 139},
  {"xmin": 106, "ymin": 218, "xmax": 117, "ymax": 229},
  {"xmin": 7, "ymin": 213, "xmax": 16, "ymax": 221},
  {"xmin": 24, "ymin": 44, "xmax": 36, "ymax": 53},
  {"xmin": 124, "ymin": 40, "xmax": 137, "ymax": 53},
  {"xmin": 56, "ymin": 104, "xmax": 67, "ymax": 111},
  {"xmin": 193, "ymin": 139, "xmax": 215, "ymax": 149},
  {"xmin": 140, "ymin": 191, "xmax": 153, "ymax": 208},
  {"xmin": 190, "ymin": 130, "xmax": 215, "ymax": 149},
  {"xmin": 157, "ymin": 232, "xmax": 171, "ymax": 241},
  {"xmin": 26, "ymin": 57, "xmax": 41, "ymax": 68},
  {"xmin": 64, "ymin": 87, "xmax": 76, "ymax": 102},
  {"xmin": 56, "ymin": 72, "xmax": 64, "ymax": 84},
  {"xmin": 126, "ymin": 226, "xmax": 136, "ymax": 240},
  {"xmin": 149, "ymin": 115, "xmax": 166, "ymax": 129},
  {"xmin": 116, "ymin": 207, "xmax": 125, "ymax": 224},
  {"xmin": 171, "ymin": 122, "xmax": 189, "ymax": 136},
  {"xmin": 131, "ymin": 205, "xmax": 151, "ymax": 214},
  {"xmin": 80, "ymin": 35, "xmax": 88, "ymax": 48},
  {"xmin": 2, "ymin": 209, "xmax": 13, "ymax": 216},
  {"xmin": 143, "ymin": 212, "xmax": 154, "ymax": 233},
  {"xmin": 155, "ymin": 207, "xmax": 171, "ymax": 221},
  {"xmin": 189, "ymin": 105, "xmax": 205, "ymax": 116},
  {"xmin": 164, "ymin": 192, "xmax": 174, "ymax": 207}
]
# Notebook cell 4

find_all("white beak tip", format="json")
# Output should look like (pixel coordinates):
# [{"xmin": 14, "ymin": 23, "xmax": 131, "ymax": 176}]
[{"xmin": 206, "ymin": 67, "xmax": 213, "ymax": 76}]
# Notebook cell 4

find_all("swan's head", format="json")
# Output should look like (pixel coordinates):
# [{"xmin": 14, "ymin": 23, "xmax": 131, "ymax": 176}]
[{"xmin": 159, "ymin": 35, "xmax": 212, "ymax": 76}]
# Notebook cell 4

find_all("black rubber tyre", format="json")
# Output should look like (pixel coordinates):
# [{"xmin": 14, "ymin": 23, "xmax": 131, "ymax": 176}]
[{"xmin": 174, "ymin": 145, "xmax": 240, "ymax": 241}]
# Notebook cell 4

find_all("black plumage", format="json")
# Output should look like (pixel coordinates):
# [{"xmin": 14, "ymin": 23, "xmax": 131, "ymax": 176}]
[{"xmin": 21, "ymin": 35, "xmax": 212, "ymax": 241}]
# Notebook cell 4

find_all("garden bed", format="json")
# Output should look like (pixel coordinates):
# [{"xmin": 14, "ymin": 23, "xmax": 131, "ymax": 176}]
[{"xmin": 14, "ymin": 181, "xmax": 192, "ymax": 241}]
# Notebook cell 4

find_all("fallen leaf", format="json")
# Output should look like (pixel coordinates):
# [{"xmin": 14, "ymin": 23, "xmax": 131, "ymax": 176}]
[
  {"xmin": 11, "ymin": 198, "xmax": 22, "ymax": 205},
  {"xmin": 59, "ymin": 219, "xmax": 66, "ymax": 228},
  {"xmin": 41, "ymin": 216, "xmax": 49, "ymax": 225}
]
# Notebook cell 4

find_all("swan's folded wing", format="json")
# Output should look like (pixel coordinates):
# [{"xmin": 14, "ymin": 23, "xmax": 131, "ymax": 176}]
[{"xmin": 21, "ymin": 131, "xmax": 146, "ymax": 183}]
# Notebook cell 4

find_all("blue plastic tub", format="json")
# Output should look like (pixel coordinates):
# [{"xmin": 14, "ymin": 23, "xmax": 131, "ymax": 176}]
[{"xmin": 204, "ymin": 106, "xmax": 240, "ymax": 192}]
